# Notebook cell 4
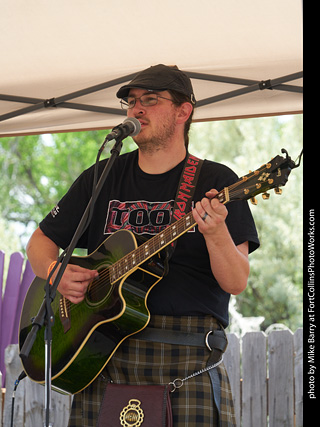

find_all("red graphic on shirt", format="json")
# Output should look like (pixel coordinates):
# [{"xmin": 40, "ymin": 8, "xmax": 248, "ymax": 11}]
[{"xmin": 104, "ymin": 200, "xmax": 174, "ymax": 235}]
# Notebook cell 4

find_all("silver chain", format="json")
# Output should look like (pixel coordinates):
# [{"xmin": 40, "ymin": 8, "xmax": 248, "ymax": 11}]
[{"xmin": 168, "ymin": 354, "xmax": 224, "ymax": 392}]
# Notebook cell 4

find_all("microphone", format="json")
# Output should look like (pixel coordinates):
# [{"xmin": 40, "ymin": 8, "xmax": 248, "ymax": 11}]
[{"xmin": 106, "ymin": 117, "xmax": 141, "ymax": 141}]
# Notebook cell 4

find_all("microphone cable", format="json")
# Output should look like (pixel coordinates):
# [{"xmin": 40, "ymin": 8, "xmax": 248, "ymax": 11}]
[{"xmin": 10, "ymin": 370, "xmax": 27, "ymax": 427}]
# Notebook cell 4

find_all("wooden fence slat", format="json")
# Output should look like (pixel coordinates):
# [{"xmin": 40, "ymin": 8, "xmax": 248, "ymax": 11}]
[
  {"xmin": 268, "ymin": 330, "xmax": 294, "ymax": 427},
  {"xmin": 242, "ymin": 331, "xmax": 267, "ymax": 427},
  {"xmin": 3, "ymin": 345, "xmax": 71, "ymax": 427},
  {"xmin": 224, "ymin": 333, "xmax": 241, "ymax": 426},
  {"xmin": 294, "ymin": 328, "xmax": 303, "ymax": 427}
]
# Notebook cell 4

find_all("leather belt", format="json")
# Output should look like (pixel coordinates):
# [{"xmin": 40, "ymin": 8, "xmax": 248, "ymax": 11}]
[{"xmin": 135, "ymin": 327, "xmax": 228, "ymax": 355}]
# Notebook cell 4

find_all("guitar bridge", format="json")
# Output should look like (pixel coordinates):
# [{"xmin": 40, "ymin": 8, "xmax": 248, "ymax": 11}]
[{"xmin": 59, "ymin": 296, "xmax": 71, "ymax": 333}]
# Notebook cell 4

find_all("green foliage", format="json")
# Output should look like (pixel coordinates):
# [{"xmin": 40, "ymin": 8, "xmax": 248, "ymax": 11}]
[
  {"xmin": 0, "ymin": 131, "xmax": 136, "ymax": 235},
  {"xmin": 189, "ymin": 115, "xmax": 303, "ymax": 330}
]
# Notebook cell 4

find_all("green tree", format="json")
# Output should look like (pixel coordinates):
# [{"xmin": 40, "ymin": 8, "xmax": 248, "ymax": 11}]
[
  {"xmin": 189, "ymin": 115, "xmax": 303, "ymax": 330},
  {"xmin": 0, "ymin": 131, "xmax": 136, "ymax": 243}
]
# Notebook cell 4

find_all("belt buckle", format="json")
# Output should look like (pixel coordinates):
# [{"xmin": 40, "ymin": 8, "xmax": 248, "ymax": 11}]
[{"xmin": 205, "ymin": 331, "xmax": 213, "ymax": 351}]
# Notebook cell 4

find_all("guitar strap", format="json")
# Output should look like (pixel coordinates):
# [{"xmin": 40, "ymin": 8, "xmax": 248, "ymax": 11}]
[
  {"xmin": 162, "ymin": 153, "xmax": 203, "ymax": 271},
  {"xmin": 172, "ymin": 153, "xmax": 204, "ymax": 224}
]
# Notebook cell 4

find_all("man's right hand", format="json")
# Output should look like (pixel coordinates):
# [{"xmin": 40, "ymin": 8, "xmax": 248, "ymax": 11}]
[
  {"xmin": 26, "ymin": 227, "xmax": 98, "ymax": 304},
  {"xmin": 51, "ymin": 263, "xmax": 99, "ymax": 304}
]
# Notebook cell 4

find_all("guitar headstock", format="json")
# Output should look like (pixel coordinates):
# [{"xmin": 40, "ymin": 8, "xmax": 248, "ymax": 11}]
[{"xmin": 221, "ymin": 149, "xmax": 300, "ymax": 205}]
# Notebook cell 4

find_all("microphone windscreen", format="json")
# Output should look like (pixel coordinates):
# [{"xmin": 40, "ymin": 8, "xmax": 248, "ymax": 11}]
[{"xmin": 123, "ymin": 117, "xmax": 141, "ymax": 136}]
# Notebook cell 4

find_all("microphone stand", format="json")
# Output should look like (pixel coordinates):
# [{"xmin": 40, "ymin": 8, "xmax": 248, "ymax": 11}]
[{"xmin": 19, "ymin": 135, "xmax": 124, "ymax": 426}]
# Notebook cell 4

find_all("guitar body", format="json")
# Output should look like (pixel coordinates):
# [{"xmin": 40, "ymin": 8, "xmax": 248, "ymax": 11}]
[{"xmin": 19, "ymin": 230, "xmax": 165, "ymax": 394}]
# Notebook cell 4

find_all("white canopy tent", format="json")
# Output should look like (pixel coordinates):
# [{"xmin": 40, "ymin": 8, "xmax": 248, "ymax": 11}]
[{"xmin": 0, "ymin": 0, "xmax": 303, "ymax": 137}]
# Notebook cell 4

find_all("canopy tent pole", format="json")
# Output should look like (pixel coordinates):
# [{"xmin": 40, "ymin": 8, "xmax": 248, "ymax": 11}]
[
  {"xmin": 195, "ymin": 71, "xmax": 303, "ymax": 107},
  {"xmin": 0, "ymin": 70, "xmax": 302, "ymax": 125}
]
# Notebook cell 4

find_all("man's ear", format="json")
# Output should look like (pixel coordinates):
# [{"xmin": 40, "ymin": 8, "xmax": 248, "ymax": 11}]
[{"xmin": 176, "ymin": 102, "xmax": 193, "ymax": 124}]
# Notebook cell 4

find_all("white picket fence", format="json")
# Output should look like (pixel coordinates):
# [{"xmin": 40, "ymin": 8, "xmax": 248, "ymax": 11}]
[{"xmin": 1, "ymin": 328, "xmax": 303, "ymax": 427}]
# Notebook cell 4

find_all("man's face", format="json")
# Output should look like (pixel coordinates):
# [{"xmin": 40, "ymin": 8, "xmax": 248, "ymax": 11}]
[{"xmin": 126, "ymin": 88, "xmax": 180, "ymax": 153}]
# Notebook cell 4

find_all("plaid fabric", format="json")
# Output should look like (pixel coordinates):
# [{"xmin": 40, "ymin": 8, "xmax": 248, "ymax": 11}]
[{"xmin": 68, "ymin": 315, "xmax": 236, "ymax": 427}]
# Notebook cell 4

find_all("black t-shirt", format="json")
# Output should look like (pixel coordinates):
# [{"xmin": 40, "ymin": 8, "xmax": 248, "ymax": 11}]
[{"xmin": 40, "ymin": 150, "xmax": 259, "ymax": 326}]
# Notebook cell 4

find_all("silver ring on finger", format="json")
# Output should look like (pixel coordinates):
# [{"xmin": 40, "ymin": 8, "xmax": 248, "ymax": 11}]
[{"xmin": 202, "ymin": 212, "xmax": 209, "ymax": 221}]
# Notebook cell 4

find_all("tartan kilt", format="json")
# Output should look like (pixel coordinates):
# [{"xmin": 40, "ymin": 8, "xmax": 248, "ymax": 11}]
[{"xmin": 68, "ymin": 315, "xmax": 236, "ymax": 427}]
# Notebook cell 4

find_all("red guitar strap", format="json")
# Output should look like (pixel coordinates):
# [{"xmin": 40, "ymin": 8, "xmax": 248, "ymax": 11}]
[
  {"xmin": 172, "ymin": 153, "xmax": 203, "ymax": 223},
  {"xmin": 162, "ymin": 153, "xmax": 203, "ymax": 269}
]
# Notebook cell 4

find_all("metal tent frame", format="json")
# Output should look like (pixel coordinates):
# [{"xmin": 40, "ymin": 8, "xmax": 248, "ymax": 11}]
[{"xmin": 0, "ymin": 70, "xmax": 303, "ymax": 129}]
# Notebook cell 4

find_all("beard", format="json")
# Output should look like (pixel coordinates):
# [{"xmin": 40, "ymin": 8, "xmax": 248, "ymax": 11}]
[{"xmin": 133, "ymin": 114, "xmax": 177, "ymax": 154}]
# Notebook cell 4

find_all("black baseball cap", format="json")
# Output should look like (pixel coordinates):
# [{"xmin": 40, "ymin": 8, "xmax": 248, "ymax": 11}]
[{"xmin": 116, "ymin": 64, "xmax": 196, "ymax": 104}]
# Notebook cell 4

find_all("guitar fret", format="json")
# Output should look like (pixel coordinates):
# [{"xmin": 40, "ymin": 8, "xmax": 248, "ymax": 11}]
[
  {"xmin": 172, "ymin": 224, "xmax": 177, "ymax": 237},
  {"xmin": 111, "ymin": 265, "xmax": 116, "ymax": 282},
  {"xmin": 123, "ymin": 258, "xmax": 129, "ymax": 273}
]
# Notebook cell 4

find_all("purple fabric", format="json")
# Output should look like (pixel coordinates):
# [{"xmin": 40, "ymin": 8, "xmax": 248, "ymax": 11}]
[{"xmin": 0, "ymin": 252, "xmax": 34, "ymax": 386}]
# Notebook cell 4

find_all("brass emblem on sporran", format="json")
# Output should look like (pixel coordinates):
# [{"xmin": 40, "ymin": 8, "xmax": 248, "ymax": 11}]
[{"xmin": 120, "ymin": 399, "xmax": 144, "ymax": 426}]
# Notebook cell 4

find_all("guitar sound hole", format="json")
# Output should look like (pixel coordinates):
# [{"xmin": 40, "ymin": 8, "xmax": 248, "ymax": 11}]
[{"xmin": 86, "ymin": 267, "xmax": 112, "ymax": 306}]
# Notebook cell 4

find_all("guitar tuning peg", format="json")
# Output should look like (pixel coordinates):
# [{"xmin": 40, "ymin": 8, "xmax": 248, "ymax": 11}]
[
  {"xmin": 274, "ymin": 187, "xmax": 282, "ymax": 195},
  {"xmin": 250, "ymin": 197, "xmax": 258, "ymax": 205},
  {"xmin": 262, "ymin": 192, "xmax": 270, "ymax": 200}
]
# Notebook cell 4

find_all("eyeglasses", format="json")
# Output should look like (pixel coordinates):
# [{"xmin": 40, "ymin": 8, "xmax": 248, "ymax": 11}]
[{"xmin": 120, "ymin": 94, "xmax": 174, "ymax": 110}]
